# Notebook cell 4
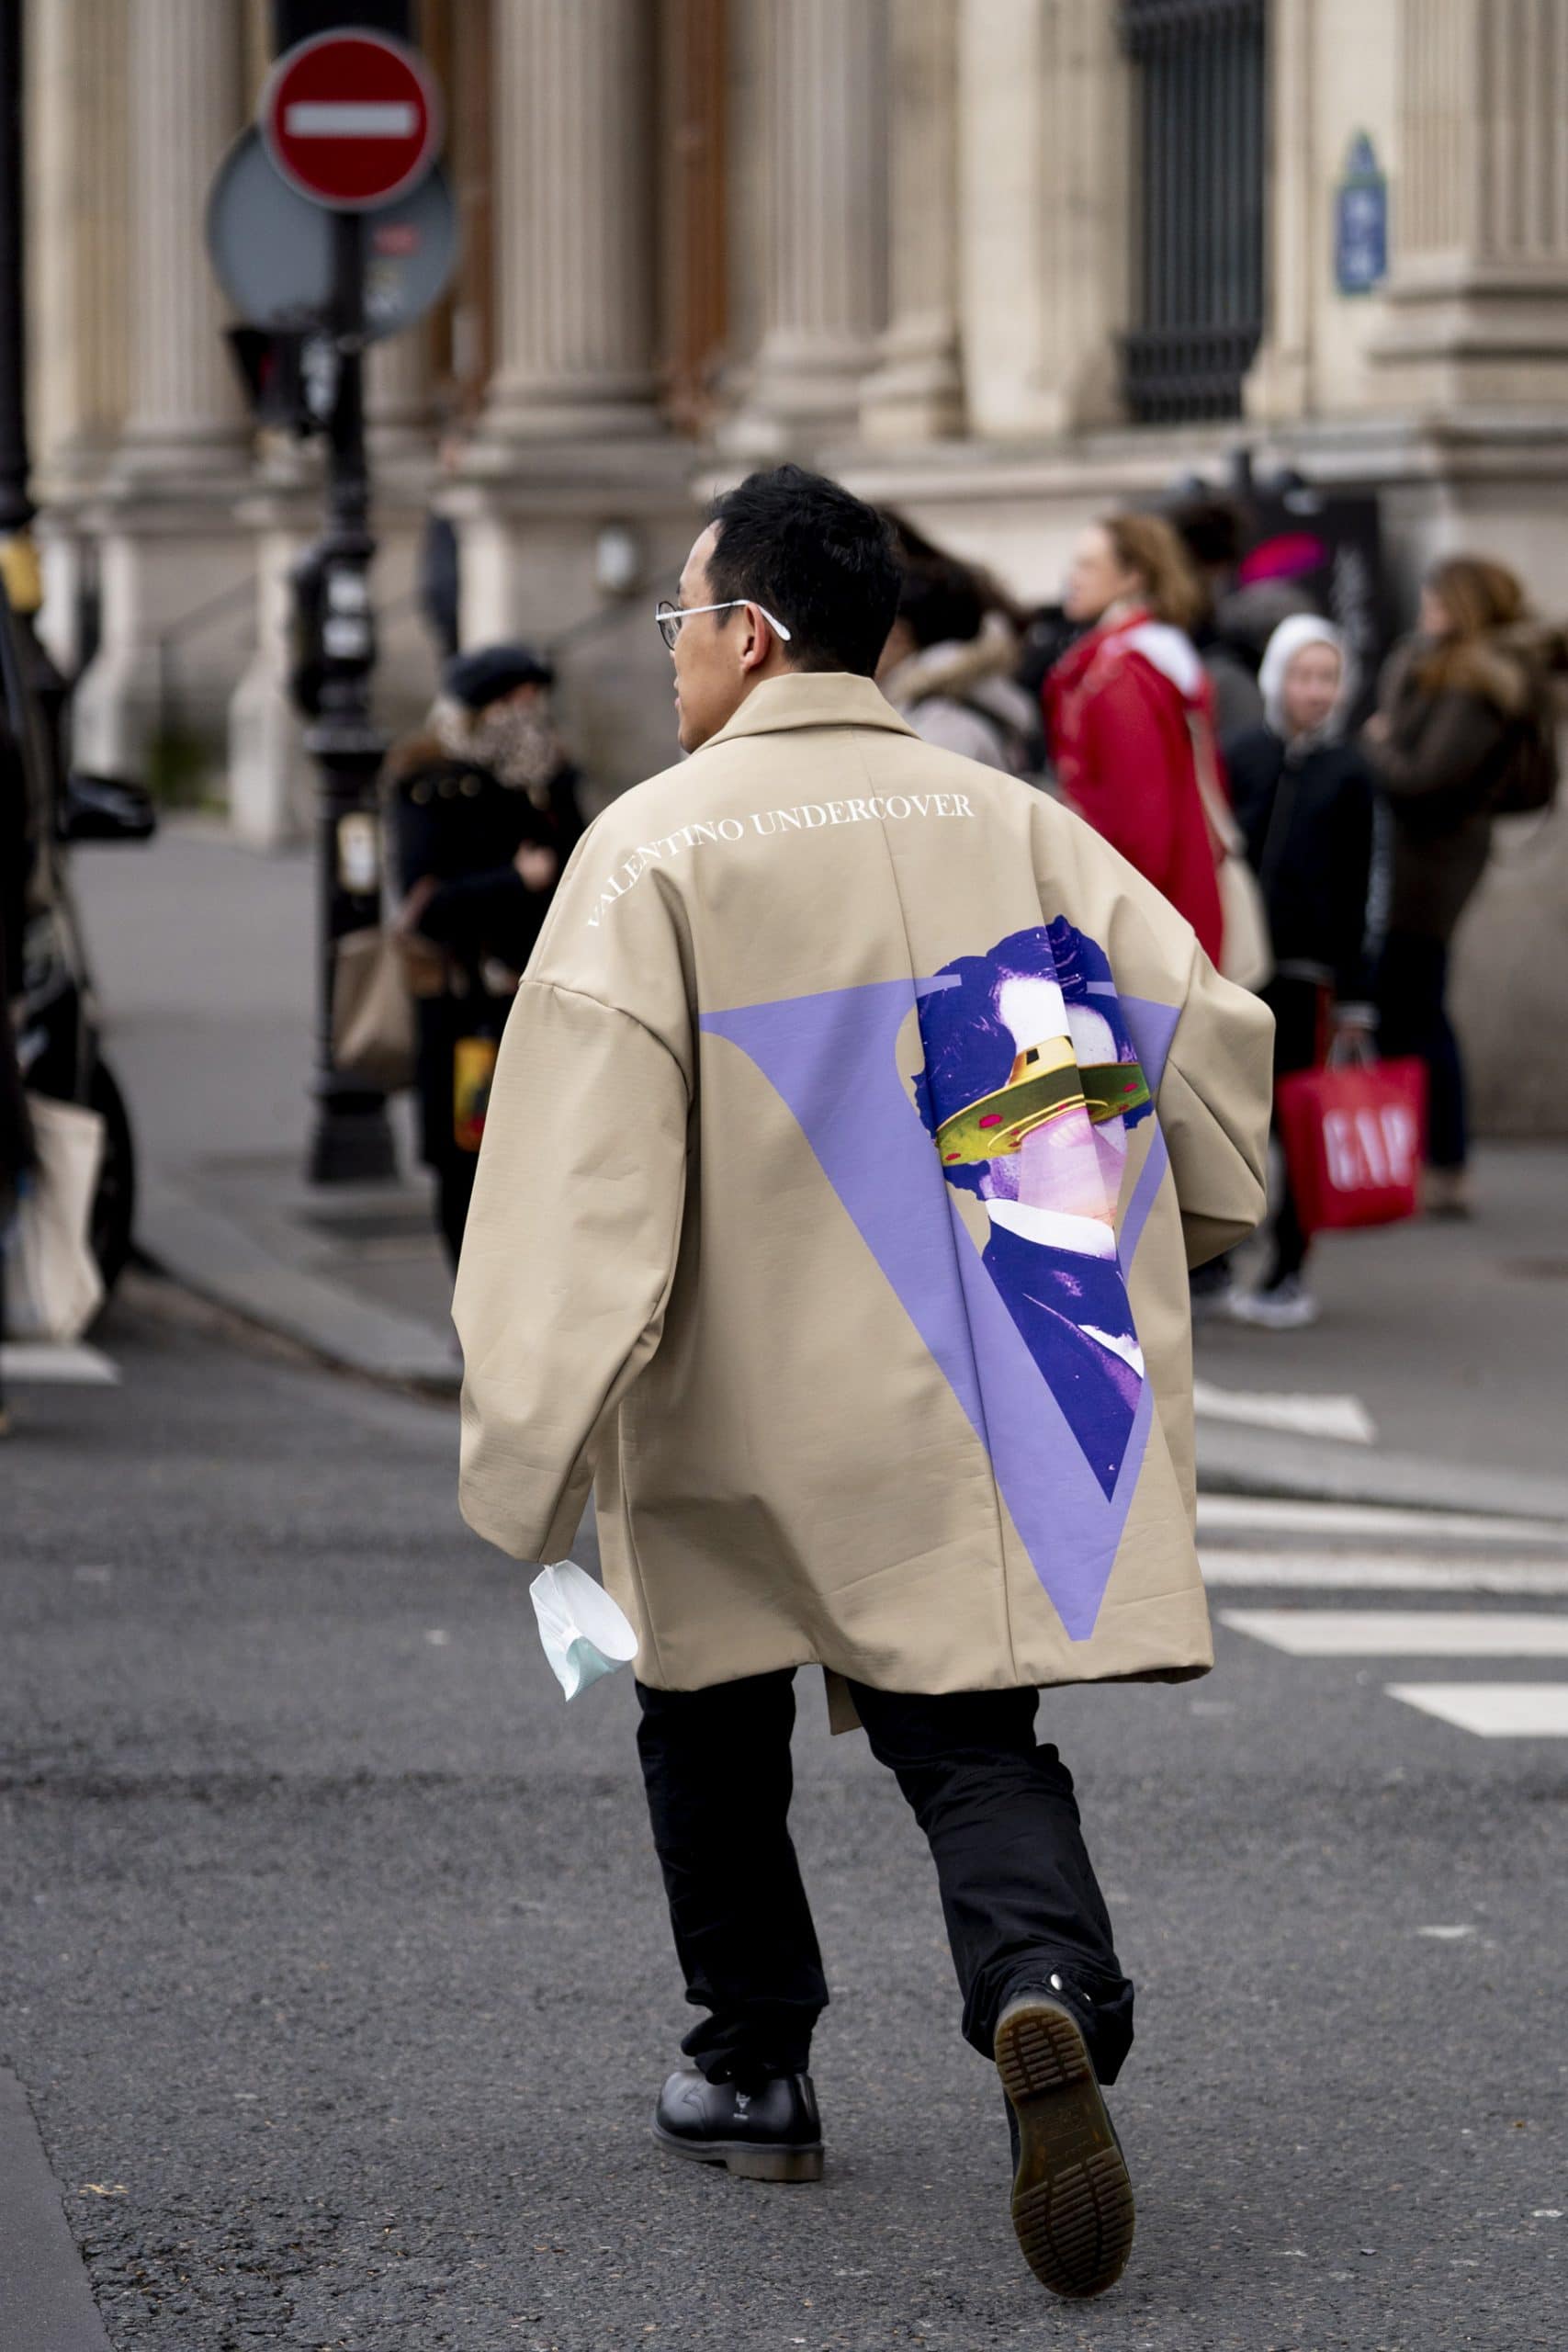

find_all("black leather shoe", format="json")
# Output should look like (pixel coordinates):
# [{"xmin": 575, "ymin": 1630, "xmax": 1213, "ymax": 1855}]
[
  {"xmin": 995, "ymin": 1987, "xmax": 1134, "ymax": 2299},
  {"xmin": 652, "ymin": 2065, "xmax": 824, "ymax": 2183}
]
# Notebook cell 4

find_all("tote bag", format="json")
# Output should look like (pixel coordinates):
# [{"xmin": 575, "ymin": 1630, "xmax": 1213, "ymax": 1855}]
[
  {"xmin": 4, "ymin": 1094, "xmax": 106, "ymax": 1341},
  {"xmin": 333, "ymin": 926, "xmax": 416, "ymax": 1093},
  {"xmin": 1274, "ymin": 1050, "xmax": 1427, "ymax": 1234}
]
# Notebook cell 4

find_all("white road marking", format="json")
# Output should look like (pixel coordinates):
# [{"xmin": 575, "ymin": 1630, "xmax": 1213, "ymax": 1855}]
[
  {"xmin": 0, "ymin": 1342, "xmax": 119, "ymax": 1385},
  {"xmin": 1416, "ymin": 1925, "xmax": 1476, "ymax": 1940},
  {"xmin": 1196, "ymin": 1495, "xmax": 1568, "ymax": 1548},
  {"xmin": 1194, "ymin": 1379, "xmax": 1377, "ymax": 1445},
  {"xmin": 1387, "ymin": 1684, "xmax": 1568, "ymax": 1738},
  {"xmin": 1202, "ymin": 1553, "xmax": 1568, "ymax": 1597},
  {"xmin": 1222, "ymin": 1609, "xmax": 1568, "ymax": 1657}
]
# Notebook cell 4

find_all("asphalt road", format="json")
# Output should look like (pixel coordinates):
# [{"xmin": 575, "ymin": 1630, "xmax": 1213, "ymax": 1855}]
[{"xmin": 3, "ymin": 1281, "xmax": 1564, "ymax": 2350}]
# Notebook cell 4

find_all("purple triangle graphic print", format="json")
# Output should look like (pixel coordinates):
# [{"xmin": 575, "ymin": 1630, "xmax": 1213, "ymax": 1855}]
[{"xmin": 701, "ymin": 967, "xmax": 1179, "ymax": 1642}]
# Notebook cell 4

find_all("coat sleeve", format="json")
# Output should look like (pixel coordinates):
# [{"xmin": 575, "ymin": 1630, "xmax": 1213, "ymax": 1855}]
[
  {"xmin": 1073, "ymin": 665, "xmax": 1178, "ymax": 880},
  {"xmin": 1369, "ymin": 689, "xmax": 1508, "ymax": 805},
  {"xmin": 1155, "ymin": 944, "xmax": 1274, "ymax": 1269},
  {"xmin": 454, "ymin": 978, "xmax": 690, "ymax": 1562},
  {"xmin": 418, "ymin": 865, "xmax": 551, "ymax": 971}
]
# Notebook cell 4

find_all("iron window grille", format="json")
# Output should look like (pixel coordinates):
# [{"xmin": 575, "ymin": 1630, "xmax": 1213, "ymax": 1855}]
[{"xmin": 1120, "ymin": 0, "xmax": 1268, "ymax": 424}]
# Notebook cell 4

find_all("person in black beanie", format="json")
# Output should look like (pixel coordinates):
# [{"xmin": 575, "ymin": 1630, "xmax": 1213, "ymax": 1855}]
[{"xmin": 385, "ymin": 644, "xmax": 586, "ymax": 1268}]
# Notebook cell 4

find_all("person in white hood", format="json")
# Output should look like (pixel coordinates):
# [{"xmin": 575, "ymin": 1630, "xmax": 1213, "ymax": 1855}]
[{"xmin": 1222, "ymin": 616, "xmax": 1377, "ymax": 1327}]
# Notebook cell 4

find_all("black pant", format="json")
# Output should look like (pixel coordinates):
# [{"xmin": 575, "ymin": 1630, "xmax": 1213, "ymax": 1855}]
[
  {"xmin": 1261, "ymin": 973, "xmax": 1329, "ymax": 1288},
  {"xmin": 635, "ymin": 1669, "xmax": 1134, "ymax": 2088},
  {"xmin": 435, "ymin": 1152, "xmax": 479, "ymax": 1272},
  {"xmin": 1376, "ymin": 933, "xmax": 1467, "ymax": 1171}
]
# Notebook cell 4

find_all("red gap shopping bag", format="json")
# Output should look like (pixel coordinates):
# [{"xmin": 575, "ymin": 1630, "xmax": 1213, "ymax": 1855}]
[{"xmin": 1273, "ymin": 1055, "xmax": 1428, "ymax": 1234}]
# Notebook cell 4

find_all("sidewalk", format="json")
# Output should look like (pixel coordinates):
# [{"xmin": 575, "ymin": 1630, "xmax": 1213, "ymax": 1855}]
[{"xmin": 74, "ymin": 820, "xmax": 1568, "ymax": 1520}]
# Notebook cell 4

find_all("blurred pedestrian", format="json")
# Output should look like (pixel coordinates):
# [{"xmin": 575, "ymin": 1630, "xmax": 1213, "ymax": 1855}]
[
  {"xmin": 454, "ymin": 462, "xmax": 1272, "ymax": 2300},
  {"xmin": 1045, "ymin": 514, "xmax": 1225, "ymax": 964},
  {"xmin": 1363, "ymin": 557, "xmax": 1562, "ymax": 1216},
  {"xmin": 1, "ymin": 906, "xmax": 37, "ymax": 1436},
  {"xmin": 385, "ymin": 644, "xmax": 585, "ymax": 1268},
  {"xmin": 1168, "ymin": 496, "xmax": 1266, "ymax": 741},
  {"xmin": 415, "ymin": 433, "xmax": 467, "ymax": 663},
  {"xmin": 1224, "ymin": 617, "xmax": 1376, "ymax": 1328},
  {"xmin": 878, "ymin": 518, "xmax": 1041, "ymax": 775}
]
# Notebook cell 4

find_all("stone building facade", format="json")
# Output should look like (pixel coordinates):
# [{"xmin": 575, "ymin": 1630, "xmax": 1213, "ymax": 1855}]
[{"xmin": 22, "ymin": 0, "xmax": 1568, "ymax": 1130}]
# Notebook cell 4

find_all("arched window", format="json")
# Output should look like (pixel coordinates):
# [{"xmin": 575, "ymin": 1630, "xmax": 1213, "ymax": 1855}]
[{"xmin": 1121, "ymin": 0, "xmax": 1268, "ymax": 424}]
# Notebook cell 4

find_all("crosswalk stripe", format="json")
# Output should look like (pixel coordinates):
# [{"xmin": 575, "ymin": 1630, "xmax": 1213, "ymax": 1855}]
[
  {"xmin": 1386, "ymin": 1685, "xmax": 1568, "ymax": 1738},
  {"xmin": 1193, "ymin": 1379, "xmax": 1377, "ymax": 1445},
  {"xmin": 1220, "ymin": 1608, "xmax": 1568, "ymax": 1657},
  {"xmin": 1204, "ymin": 1554, "xmax": 1568, "ymax": 1597},
  {"xmin": 1196, "ymin": 1495, "xmax": 1568, "ymax": 1549},
  {"xmin": 0, "ymin": 1343, "xmax": 119, "ymax": 1386}
]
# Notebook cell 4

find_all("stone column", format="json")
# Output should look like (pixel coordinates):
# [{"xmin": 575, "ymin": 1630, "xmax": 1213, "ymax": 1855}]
[
  {"xmin": 25, "ymin": 0, "xmax": 130, "ymax": 495},
  {"xmin": 367, "ymin": 322, "xmax": 440, "ymax": 461},
  {"xmin": 117, "ymin": 0, "xmax": 248, "ymax": 475},
  {"xmin": 73, "ymin": 0, "xmax": 253, "ymax": 781},
  {"xmin": 24, "ymin": 0, "xmax": 133, "ymax": 672},
  {"xmin": 478, "ymin": 0, "xmax": 660, "ymax": 442},
  {"xmin": 1243, "ymin": 0, "xmax": 1315, "ymax": 423},
  {"xmin": 956, "ymin": 0, "xmax": 1129, "ymax": 440},
  {"xmin": 1372, "ymin": 0, "xmax": 1568, "ymax": 404},
  {"xmin": 860, "ymin": 0, "xmax": 964, "ymax": 446},
  {"xmin": 725, "ymin": 0, "xmax": 890, "ymax": 451},
  {"xmin": 455, "ymin": 2, "xmax": 694, "ymax": 798}
]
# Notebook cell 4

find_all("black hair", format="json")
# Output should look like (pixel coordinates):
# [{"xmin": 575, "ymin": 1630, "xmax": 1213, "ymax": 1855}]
[
  {"xmin": 704, "ymin": 464, "xmax": 901, "ymax": 676},
  {"xmin": 897, "ymin": 560, "xmax": 987, "ymax": 652},
  {"xmin": 1168, "ymin": 495, "xmax": 1247, "ymax": 574}
]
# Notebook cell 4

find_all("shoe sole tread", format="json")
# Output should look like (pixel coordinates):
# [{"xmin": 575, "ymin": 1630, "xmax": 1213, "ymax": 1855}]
[{"xmin": 996, "ymin": 1996, "xmax": 1134, "ymax": 2300}]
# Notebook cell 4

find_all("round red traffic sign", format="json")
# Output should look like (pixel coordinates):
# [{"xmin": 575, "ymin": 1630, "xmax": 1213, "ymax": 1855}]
[{"xmin": 261, "ymin": 31, "xmax": 441, "ymax": 212}]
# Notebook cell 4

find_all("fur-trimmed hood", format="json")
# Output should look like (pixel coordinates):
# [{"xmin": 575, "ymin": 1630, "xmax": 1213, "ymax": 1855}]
[
  {"xmin": 381, "ymin": 728, "xmax": 466, "ymax": 790},
  {"xmin": 885, "ymin": 613, "xmax": 1024, "ymax": 707}
]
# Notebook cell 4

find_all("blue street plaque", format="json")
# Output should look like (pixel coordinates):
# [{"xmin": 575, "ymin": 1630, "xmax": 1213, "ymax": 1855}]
[{"xmin": 1336, "ymin": 132, "xmax": 1388, "ymax": 296}]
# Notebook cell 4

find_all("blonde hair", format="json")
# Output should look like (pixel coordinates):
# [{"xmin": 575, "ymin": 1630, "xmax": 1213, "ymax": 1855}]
[{"xmin": 1100, "ymin": 512, "xmax": 1204, "ymax": 635}]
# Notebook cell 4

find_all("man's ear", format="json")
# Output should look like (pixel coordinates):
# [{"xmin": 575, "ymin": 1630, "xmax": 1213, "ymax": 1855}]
[{"xmin": 739, "ymin": 605, "xmax": 776, "ymax": 675}]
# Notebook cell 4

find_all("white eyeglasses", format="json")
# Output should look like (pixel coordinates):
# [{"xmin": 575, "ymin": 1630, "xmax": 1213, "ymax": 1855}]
[{"xmin": 656, "ymin": 596, "xmax": 793, "ymax": 650}]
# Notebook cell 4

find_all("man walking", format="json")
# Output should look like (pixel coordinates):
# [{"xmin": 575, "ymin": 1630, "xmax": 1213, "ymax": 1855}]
[{"xmin": 455, "ymin": 466, "xmax": 1272, "ymax": 2300}]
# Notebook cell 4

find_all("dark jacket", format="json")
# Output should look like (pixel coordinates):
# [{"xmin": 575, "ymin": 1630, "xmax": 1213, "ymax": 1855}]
[
  {"xmin": 1, "ymin": 905, "xmax": 36, "ymax": 1213},
  {"xmin": 1367, "ymin": 625, "xmax": 1563, "ymax": 943},
  {"xmin": 1224, "ymin": 724, "xmax": 1375, "ymax": 1001},
  {"xmin": 383, "ymin": 729, "xmax": 585, "ymax": 1166}
]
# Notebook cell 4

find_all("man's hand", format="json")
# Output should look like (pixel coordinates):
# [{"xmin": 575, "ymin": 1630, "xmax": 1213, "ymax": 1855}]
[
  {"xmin": 1331, "ymin": 1001, "xmax": 1378, "ymax": 1063},
  {"xmin": 514, "ymin": 842, "xmax": 558, "ymax": 892}
]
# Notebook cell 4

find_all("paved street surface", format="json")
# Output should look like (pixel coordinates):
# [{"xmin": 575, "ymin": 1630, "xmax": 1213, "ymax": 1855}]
[{"xmin": 4, "ymin": 1280, "xmax": 1564, "ymax": 2349}]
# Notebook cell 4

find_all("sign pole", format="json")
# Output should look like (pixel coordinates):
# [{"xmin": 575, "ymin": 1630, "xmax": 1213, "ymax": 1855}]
[{"xmin": 302, "ymin": 206, "xmax": 396, "ymax": 1185}]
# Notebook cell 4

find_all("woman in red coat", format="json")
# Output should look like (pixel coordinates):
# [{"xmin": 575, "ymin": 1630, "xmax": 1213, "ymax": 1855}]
[{"xmin": 1046, "ymin": 513, "xmax": 1225, "ymax": 966}]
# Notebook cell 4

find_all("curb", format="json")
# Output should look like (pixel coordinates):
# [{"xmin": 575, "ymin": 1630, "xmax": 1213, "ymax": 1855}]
[
  {"xmin": 129, "ymin": 1190, "xmax": 1568, "ymax": 1523},
  {"xmin": 0, "ymin": 2069, "xmax": 116, "ymax": 2352},
  {"xmin": 136, "ymin": 1183, "xmax": 460, "ymax": 1395}
]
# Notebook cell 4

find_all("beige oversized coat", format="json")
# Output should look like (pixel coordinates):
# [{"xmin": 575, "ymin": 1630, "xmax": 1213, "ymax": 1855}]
[{"xmin": 456, "ymin": 673, "xmax": 1272, "ymax": 1705}]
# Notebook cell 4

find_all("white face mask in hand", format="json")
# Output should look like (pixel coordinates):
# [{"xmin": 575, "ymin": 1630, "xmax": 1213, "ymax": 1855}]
[{"xmin": 529, "ymin": 1561, "xmax": 638, "ymax": 1700}]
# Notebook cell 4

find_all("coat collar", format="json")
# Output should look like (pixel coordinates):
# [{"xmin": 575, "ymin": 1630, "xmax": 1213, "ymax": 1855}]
[{"xmin": 698, "ymin": 671, "xmax": 919, "ymax": 752}]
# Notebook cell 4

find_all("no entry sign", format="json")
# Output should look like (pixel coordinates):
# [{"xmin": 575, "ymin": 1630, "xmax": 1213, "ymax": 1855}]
[{"xmin": 261, "ymin": 30, "xmax": 441, "ymax": 211}]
